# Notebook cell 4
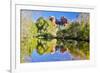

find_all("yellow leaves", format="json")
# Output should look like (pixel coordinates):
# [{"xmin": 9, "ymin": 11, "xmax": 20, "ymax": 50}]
[
  {"xmin": 37, "ymin": 46, "xmax": 45, "ymax": 55},
  {"xmin": 47, "ymin": 23, "xmax": 58, "ymax": 36},
  {"xmin": 20, "ymin": 17, "xmax": 38, "ymax": 62},
  {"xmin": 45, "ymin": 39, "xmax": 57, "ymax": 54}
]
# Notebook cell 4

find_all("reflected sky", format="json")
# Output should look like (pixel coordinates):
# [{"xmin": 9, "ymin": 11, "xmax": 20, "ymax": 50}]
[
  {"xmin": 23, "ymin": 38, "xmax": 89, "ymax": 63},
  {"xmin": 31, "ymin": 49, "xmax": 73, "ymax": 62},
  {"xmin": 20, "ymin": 10, "xmax": 90, "ymax": 63}
]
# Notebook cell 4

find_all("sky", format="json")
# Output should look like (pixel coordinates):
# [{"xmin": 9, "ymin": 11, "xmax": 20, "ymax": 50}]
[
  {"xmin": 31, "ymin": 49, "xmax": 73, "ymax": 62},
  {"xmin": 30, "ymin": 10, "xmax": 80, "ymax": 22}
]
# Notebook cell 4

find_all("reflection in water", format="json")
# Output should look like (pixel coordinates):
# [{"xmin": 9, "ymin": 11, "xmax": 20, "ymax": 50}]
[
  {"xmin": 24, "ymin": 37, "xmax": 89, "ymax": 62},
  {"xmin": 20, "ymin": 11, "xmax": 90, "ymax": 63},
  {"xmin": 31, "ymin": 49, "xmax": 72, "ymax": 62}
]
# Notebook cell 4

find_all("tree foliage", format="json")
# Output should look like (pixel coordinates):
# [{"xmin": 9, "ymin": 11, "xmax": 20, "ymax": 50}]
[{"xmin": 20, "ymin": 16, "xmax": 90, "ymax": 63}]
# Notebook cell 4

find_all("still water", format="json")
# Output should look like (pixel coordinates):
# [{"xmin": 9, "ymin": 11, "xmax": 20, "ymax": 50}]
[{"xmin": 24, "ymin": 37, "xmax": 89, "ymax": 63}]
